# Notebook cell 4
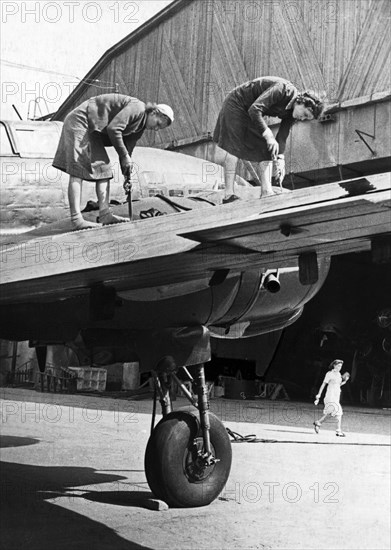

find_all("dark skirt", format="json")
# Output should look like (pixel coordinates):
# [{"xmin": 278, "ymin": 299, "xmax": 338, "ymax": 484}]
[
  {"xmin": 213, "ymin": 93, "xmax": 272, "ymax": 162},
  {"xmin": 53, "ymin": 107, "xmax": 113, "ymax": 181}
]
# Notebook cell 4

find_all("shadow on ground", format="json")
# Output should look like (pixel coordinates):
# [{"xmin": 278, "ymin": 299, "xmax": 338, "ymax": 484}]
[
  {"xmin": 1, "ymin": 460, "xmax": 153, "ymax": 550},
  {"xmin": 0, "ymin": 435, "xmax": 40, "ymax": 448},
  {"xmin": 82, "ymin": 490, "xmax": 155, "ymax": 507}
]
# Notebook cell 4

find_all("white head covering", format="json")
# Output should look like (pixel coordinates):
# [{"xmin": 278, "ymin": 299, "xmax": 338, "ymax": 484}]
[{"xmin": 156, "ymin": 104, "xmax": 174, "ymax": 123}]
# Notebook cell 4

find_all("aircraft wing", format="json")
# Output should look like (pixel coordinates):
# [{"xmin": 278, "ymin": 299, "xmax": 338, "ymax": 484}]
[
  {"xmin": 0, "ymin": 173, "xmax": 389, "ymax": 304},
  {"xmin": 181, "ymin": 173, "xmax": 391, "ymax": 256}
]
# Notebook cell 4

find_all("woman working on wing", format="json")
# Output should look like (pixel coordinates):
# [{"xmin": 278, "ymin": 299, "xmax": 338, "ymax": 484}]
[
  {"xmin": 53, "ymin": 93, "xmax": 174, "ymax": 230},
  {"xmin": 213, "ymin": 76, "xmax": 324, "ymax": 202}
]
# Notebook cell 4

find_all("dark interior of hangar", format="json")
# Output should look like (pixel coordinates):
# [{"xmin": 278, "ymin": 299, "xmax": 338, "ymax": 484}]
[
  {"xmin": 2, "ymin": 250, "xmax": 389, "ymax": 408},
  {"xmin": 207, "ymin": 251, "xmax": 391, "ymax": 407}
]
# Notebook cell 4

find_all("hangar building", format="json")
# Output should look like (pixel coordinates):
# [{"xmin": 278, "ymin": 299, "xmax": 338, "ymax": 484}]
[{"xmin": 54, "ymin": 0, "xmax": 390, "ymax": 186}]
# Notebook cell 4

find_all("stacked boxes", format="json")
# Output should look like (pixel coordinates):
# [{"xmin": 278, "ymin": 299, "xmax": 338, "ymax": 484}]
[{"xmin": 67, "ymin": 367, "xmax": 107, "ymax": 392}]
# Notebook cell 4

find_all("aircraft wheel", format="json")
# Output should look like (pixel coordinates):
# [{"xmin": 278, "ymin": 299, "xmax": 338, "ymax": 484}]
[{"xmin": 144, "ymin": 411, "xmax": 232, "ymax": 507}]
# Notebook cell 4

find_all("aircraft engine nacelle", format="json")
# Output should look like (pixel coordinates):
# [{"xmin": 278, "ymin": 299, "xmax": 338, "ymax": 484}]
[
  {"xmin": 208, "ymin": 258, "xmax": 331, "ymax": 339},
  {"xmin": 116, "ymin": 257, "xmax": 331, "ymax": 335},
  {"xmin": 0, "ymin": 258, "xmax": 330, "ymax": 347}
]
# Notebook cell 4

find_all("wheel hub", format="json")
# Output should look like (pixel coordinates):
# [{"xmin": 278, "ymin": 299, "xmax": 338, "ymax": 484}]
[{"xmin": 184, "ymin": 438, "xmax": 217, "ymax": 482}]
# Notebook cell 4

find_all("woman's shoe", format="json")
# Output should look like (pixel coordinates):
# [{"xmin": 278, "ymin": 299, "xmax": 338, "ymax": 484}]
[
  {"xmin": 336, "ymin": 431, "xmax": 346, "ymax": 437},
  {"xmin": 313, "ymin": 421, "xmax": 320, "ymax": 434},
  {"xmin": 222, "ymin": 194, "xmax": 240, "ymax": 204}
]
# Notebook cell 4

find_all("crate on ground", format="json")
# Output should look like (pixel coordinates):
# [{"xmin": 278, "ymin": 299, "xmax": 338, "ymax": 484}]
[
  {"xmin": 105, "ymin": 362, "xmax": 139, "ymax": 391},
  {"xmin": 68, "ymin": 367, "xmax": 107, "ymax": 392},
  {"xmin": 122, "ymin": 362, "xmax": 139, "ymax": 390},
  {"xmin": 220, "ymin": 370, "xmax": 257, "ymax": 399},
  {"xmin": 222, "ymin": 376, "xmax": 256, "ymax": 399},
  {"xmin": 214, "ymin": 385, "xmax": 224, "ymax": 397}
]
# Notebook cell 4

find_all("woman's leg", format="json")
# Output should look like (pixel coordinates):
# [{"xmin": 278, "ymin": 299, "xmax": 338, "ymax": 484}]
[
  {"xmin": 96, "ymin": 179, "xmax": 128, "ymax": 225},
  {"xmin": 213, "ymin": 147, "xmax": 239, "ymax": 199},
  {"xmin": 223, "ymin": 153, "xmax": 239, "ymax": 198},
  {"xmin": 243, "ymin": 161, "xmax": 274, "ymax": 196},
  {"xmin": 257, "ymin": 161, "xmax": 274, "ymax": 196},
  {"xmin": 336, "ymin": 415, "xmax": 345, "ymax": 435},
  {"xmin": 314, "ymin": 411, "xmax": 330, "ymax": 433},
  {"xmin": 68, "ymin": 176, "xmax": 99, "ymax": 230},
  {"xmin": 318, "ymin": 413, "xmax": 328, "ymax": 424}
]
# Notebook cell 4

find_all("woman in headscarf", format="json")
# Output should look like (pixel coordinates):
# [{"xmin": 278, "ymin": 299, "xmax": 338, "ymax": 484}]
[
  {"xmin": 213, "ymin": 76, "xmax": 324, "ymax": 202},
  {"xmin": 53, "ymin": 94, "xmax": 174, "ymax": 229}
]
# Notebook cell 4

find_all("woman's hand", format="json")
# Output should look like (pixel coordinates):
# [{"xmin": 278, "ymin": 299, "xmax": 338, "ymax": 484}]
[
  {"xmin": 262, "ymin": 128, "xmax": 279, "ymax": 159},
  {"xmin": 120, "ymin": 154, "xmax": 133, "ymax": 178},
  {"xmin": 314, "ymin": 398, "xmax": 319, "ymax": 406}
]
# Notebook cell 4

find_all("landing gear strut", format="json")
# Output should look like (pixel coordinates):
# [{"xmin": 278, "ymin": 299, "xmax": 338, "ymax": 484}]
[{"xmin": 144, "ymin": 362, "xmax": 232, "ymax": 507}]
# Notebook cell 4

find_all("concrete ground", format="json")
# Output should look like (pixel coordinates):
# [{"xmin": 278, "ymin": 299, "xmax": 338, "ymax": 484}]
[{"xmin": 0, "ymin": 387, "xmax": 390, "ymax": 550}]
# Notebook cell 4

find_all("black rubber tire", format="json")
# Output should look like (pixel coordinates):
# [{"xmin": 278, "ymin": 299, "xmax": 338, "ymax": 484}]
[
  {"xmin": 144, "ymin": 411, "xmax": 232, "ymax": 507},
  {"xmin": 144, "ymin": 411, "xmax": 199, "ymax": 502}
]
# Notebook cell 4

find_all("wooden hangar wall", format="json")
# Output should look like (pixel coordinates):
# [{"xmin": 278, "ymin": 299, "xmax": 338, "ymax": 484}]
[{"xmin": 54, "ymin": 0, "xmax": 391, "ymax": 185}]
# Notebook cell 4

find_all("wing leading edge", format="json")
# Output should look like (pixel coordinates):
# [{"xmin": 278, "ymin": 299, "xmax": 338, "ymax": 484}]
[{"xmin": 0, "ymin": 173, "xmax": 389, "ymax": 304}]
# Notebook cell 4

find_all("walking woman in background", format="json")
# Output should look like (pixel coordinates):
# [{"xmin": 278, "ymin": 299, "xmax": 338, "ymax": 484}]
[
  {"xmin": 53, "ymin": 94, "xmax": 174, "ymax": 230},
  {"xmin": 213, "ymin": 76, "xmax": 324, "ymax": 202},
  {"xmin": 314, "ymin": 359, "xmax": 350, "ymax": 437}
]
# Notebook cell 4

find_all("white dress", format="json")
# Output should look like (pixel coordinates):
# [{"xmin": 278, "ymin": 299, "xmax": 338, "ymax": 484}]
[{"xmin": 323, "ymin": 371, "xmax": 343, "ymax": 416}]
